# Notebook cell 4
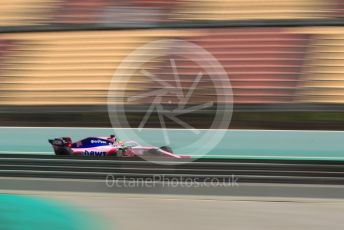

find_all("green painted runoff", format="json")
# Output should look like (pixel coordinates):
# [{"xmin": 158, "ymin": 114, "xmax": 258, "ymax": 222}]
[{"xmin": 0, "ymin": 127, "xmax": 344, "ymax": 161}]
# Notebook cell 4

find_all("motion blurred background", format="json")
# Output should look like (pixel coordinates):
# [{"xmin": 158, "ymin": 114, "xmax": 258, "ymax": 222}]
[
  {"xmin": 2, "ymin": 3, "xmax": 344, "ymax": 230},
  {"xmin": 1, "ymin": 0, "xmax": 344, "ymax": 129}
]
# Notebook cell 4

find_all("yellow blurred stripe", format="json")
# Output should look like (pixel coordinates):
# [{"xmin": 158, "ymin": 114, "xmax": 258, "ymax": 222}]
[
  {"xmin": 297, "ymin": 27, "xmax": 344, "ymax": 103},
  {"xmin": 173, "ymin": 0, "xmax": 335, "ymax": 20}
]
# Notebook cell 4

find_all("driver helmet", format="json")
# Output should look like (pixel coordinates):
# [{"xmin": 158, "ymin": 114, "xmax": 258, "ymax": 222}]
[{"xmin": 108, "ymin": 134, "xmax": 117, "ymax": 143}]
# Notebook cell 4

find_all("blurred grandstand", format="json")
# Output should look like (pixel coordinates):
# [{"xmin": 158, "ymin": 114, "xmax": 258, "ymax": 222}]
[{"xmin": 1, "ymin": 0, "xmax": 344, "ymax": 129}]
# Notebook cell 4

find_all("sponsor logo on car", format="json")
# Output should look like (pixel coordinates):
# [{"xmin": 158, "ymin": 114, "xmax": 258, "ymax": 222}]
[
  {"xmin": 90, "ymin": 139, "xmax": 107, "ymax": 144},
  {"xmin": 84, "ymin": 150, "xmax": 107, "ymax": 156}
]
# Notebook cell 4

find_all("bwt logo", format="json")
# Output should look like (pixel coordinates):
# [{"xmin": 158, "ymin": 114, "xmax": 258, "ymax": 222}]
[{"xmin": 84, "ymin": 150, "xmax": 107, "ymax": 156}]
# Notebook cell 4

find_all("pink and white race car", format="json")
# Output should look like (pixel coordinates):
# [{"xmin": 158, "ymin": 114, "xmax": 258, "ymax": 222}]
[{"xmin": 49, "ymin": 135, "xmax": 184, "ymax": 158}]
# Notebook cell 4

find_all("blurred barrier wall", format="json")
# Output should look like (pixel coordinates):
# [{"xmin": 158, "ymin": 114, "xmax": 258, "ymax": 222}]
[
  {"xmin": 0, "ymin": 0, "xmax": 342, "ymax": 26},
  {"xmin": 0, "ymin": 30, "xmax": 196, "ymax": 105},
  {"xmin": 1, "ymin": 27, "xmax": 344, "ymax": 105},
  {"xmin": 1, "ymin": 1, "xmax": 344, "ymax": 128}
]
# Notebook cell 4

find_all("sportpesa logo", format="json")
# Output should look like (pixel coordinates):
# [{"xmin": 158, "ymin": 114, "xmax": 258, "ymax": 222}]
[
  {"xmin": 91, "ymin": 140, "xmax": 107, "ymax": 144},
  {"xmin": 84, "ymin": 150, "xmax": 107, "ymax": 156}
]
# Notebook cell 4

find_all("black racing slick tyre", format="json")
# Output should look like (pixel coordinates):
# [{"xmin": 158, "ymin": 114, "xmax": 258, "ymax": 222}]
[{"xmin": 159, "ymin": 146, "xmax": 173, "ymax": 153}]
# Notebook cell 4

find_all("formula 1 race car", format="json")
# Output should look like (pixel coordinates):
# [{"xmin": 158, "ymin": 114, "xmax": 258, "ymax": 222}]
[{"xmin": 48, "ymin": 135, "xmax": 183, "ymax": 158}]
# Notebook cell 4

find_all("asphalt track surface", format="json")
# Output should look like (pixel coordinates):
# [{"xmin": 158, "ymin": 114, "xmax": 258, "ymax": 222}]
[
  {"xmin": 2, "ymin": 154, "xmax": 344, "ymax": 229},
  {"xmin": 2, "ymin": 154, "xmax": 344, "ymax": 199},
  {"xmin": 1, "ymin": 154, "xmax": 344, "ymax": 185},
  {"xmin": 2, "ymin": 190, "xmax": 344, "ymax": 230}
]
